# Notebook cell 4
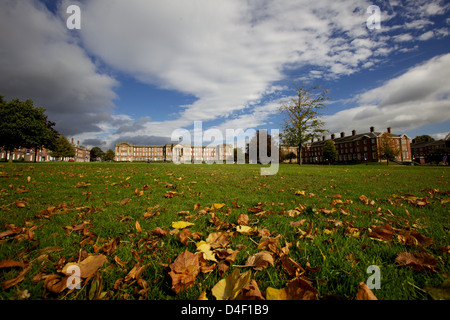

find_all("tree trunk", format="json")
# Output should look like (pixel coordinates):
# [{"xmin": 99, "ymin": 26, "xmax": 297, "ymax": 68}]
[
  {"xmin": 8, "ymin": 150, "xmax": 13, "ymax": 163},
  {"xmin": 297, "ymin": 143, "xmax": 302, "ymax": 165},
  {"xmin": 34, "ymin": 148, "xmax": 38, "ymax": 163}
]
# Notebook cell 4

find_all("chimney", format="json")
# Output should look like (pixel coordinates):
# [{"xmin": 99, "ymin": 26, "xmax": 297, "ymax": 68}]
[
  {"xmin": 352, "ymin": 130, "xmax": 356, "ymax": 136},
  {"xmin": 340, "ymin": 132, "xmax": 345, "ymax": 138},
  {"xmin": 322, "ymin": 136, "xmax": 325, "ymax": 141},
  {"xmin": 331, "ymin": 134, "xmax": 335, "ymax": 140},
  {"xmin": 370, "ymin": 126, "xmax": 374, "ymax": 133},
  {"xmin": 387, "ymin": 127, "xmax": 391, "ymax": 134},
  {"xmin": 71, "ymin": 138, "xmax": 74, "ymax": 144},
  {"xmin": 77, "ymin": 140, "xmax": 80, "ymax": 146}
]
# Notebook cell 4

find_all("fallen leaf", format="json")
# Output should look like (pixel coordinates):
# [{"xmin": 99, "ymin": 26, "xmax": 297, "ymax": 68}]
[
  {"xmin": 356, "ymin": 282, "xmax": 378, "ymax": 300},
  {"xmin": 1, "ymin": 265, "xmax": 32, "ymax": 290},
  {"xmin": 151, "ymin": 227, "xmax": 169, "ymax": 237},
  {"xmin": 62, "ymin": 254, "xmax": 107, "ymax": 278},
  {"xmin": 43, "ymin": 274, "xmax": 69, "ymax": 293},
  {"xmin": 15, "ymin": 200, "xmax": 26, "ymax": 208},
  {"xmin": 172, "ymin": 221, "xmax": 195, "ymax": 229},
  {"xmin": 368, "ymin": 224, "xmax": 395, "ymax": 241},
  {"xmin": 120, "ymin": 198, "xmax": 131, "ymax": 206},
  {"xmin": 198, "ymin": 290, "xmax": 208, "ymax": 300},
  {"xmin": 211, "ymin": 269, "xmax": 252, "ymax": 300},
  {"xmin": 395, "ymin": 252, "xmax": 439, "ymax": 273},
  {"xmin": 196, "ymin": 241, "xmax": 218, "ymax": 262},
  {"xmin": 294, "ymin": 190, "xmax": 306, "ymax": 196},
  {"xmin": 425, "ymin": 279, "xmax": 450, "ymax": 300},
  {"xmin": 211, "ymin": 203, "xmax": 226, "ymax": 210},
  {"xmin": 244, "ymin": 251, "xmax": 274, "ymax": 271},
  {"xmin": 0, "ymin": 259, "xmax": 26, "ymax": 269},
  {"xmin": 238, "ymin": 279, "xmax": 265, "ymax": 300},
  {"xmin": 177, "ymin": 228, "xmax": 192, "ymax": 245},
  {"xmin": 135, "ymin": 221, "xmax": 142, "ymax": 233},
  {"xmin": 206, "ymin": 232, "xmax": 230, "ymax": 249},
  {"xmin": 236, "ymin": 225, "xmax": 257, "ymax": 235},
  {"xmin": 266, "ymin": 278, "xmax": 318, "ymax": 300},
  {"xmin": 237, "ymin": 214, "xmax": 249, "ymax": 226},
  {"xmin": 168, "ymin": 250, "xmax": 201, "ymax": 294}
]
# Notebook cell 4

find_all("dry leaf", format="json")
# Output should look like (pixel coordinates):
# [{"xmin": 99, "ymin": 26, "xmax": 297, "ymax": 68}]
[
  {"xmin": 135, "ymin": 221, "xmax": 142, "ymax": 233},
  {"xmin": 196, "ymin": 241, "xmax": 218, "ymax": 262},
  {"xmin": 206, "ymin": 232, "xmax": 230, "ymax": 249},
  {"xmin": 169, "ymin": 250, "xmax": 201, "ymax": 294},
  {"xmin": 368, "ymin": 224, "xmax": 395, "ymax": 241},
  {"xmin": 211, "ymin": 269, "xmax": 252, "ymax": 300},
  {"xmin": 177, "ymin": 228, "xmax": 192, "ymax": 245},
  {"xmin": 395, "ymin": 252, "xmax": 439, "ymax": 272},
  {"xmin": 211, "ymin": 203, "xmax": 226, "ymax": 210},
  {"xmin": 62, "ymin": 254, "xmax": 107, "ymax": 279},
  {"xmin": 244, "ymin": 251, "xmax": 274, "ymax": 271},
  {"xmin": 266, "ymin": 278, "xmax": 318, "ymax": 300},
  {"xmin": 120, "ymin": 198, "xmax": 131, "ymax": 206},
  {"xmin": 237, "ymin": 214, "xmax": 249, "ymax": 226},
  {"xmin": 236, "ymin": 225, "xmax": 257, "ymax": 235},
  {"xmin": 151, "ymin": 227, "xmax": 168, "ymax": 237},
  {"xmin": 172, "ymin": 221, "xmax": 195, "ymax": 229},
  {"xmin": 43, "ymin": 274, "xmax": 70, "ymax": 293},
  {"xmin": 238, "ymin": 279, "xmax": 265, "ymax": 300},
  {"xmin": 1, "ymin": 265, "xmax": 32, "ymax": 290},
  {"xmin": 356, "ymin": 282, "xmax": 378, "ymax": 300}
]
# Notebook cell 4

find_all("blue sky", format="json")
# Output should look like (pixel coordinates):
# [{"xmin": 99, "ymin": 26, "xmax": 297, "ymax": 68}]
[{"xmin": 0, "ymin": 0, "xmax": 449, "ymax": 149}]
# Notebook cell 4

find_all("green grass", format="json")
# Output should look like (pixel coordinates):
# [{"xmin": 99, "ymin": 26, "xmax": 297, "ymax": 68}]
[{"xmin": 0, "ymin": 162, "xmax": 449, "ymax": 300}]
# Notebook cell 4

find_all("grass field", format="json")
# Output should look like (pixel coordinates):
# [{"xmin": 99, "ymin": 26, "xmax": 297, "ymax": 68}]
[{"xmin": 0, "ymin": 162, "xmax": 449, "ymax": 300}]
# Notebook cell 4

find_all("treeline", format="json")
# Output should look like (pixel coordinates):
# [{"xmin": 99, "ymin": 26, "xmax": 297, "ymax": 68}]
[{"xmin": 1, "ymin": 95, "xmax": 76, "ymax": 162}]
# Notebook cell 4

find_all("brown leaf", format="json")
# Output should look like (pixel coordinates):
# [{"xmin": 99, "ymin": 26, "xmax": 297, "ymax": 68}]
[
  {"xmin": 135, "ymin": 220, "xmax": 142, "ymax": 233},
  {"xmin": 395, "ymin": 252, "xmax": 439, "ymax": 272},
  {"xmin": 206, "ymin": 232, "xmax": 230, "ymax": 249},
  {"xmin": 169, "ymin": 250, "xmax": 201, "ymax": 294},
  {"xmin": 120, "ymin": 198, "xmax": 131, "ymax": 206},
  {"xmin": 177, "ymin": 228, "xmax": 192, "ymax": 245},
  {"xmin": 114, "ymin": 255, "xmax": 128, "ymax": 267},
  {"xmin": 151, "ymin": 227, "xmax": 169, "ymax": 237},
  {"xmin": 266, "ymin": 278, "xmax": 318, "ymax": 300},
  {"xmin": 237, "ymin": 214, "xmax": 249, "ymax": 226},
  {"xmin": 44, "ymin": 274, "xmax": 70, "ymax": 293},
  {"xmin": 0, "ymin": 259, "xmax": 26, "ymax": 269},
  {"xmin": 125, "ymin": 261, "xmax": 147, "ymax": 282},
  {"xmin": 238, "ymin": 279, "xmax": 265, "ymax": 300},
  {"xmin": 1, "ymin": 265, "xmax": 32, "ymax": 290},
  {"xmin": 356, "ymin": 282, "xmax": 378, "ymax": 300},
  {"xmin": 62, "ymin": 255, "xmax": 107, "ymax": 278},
  {"xmin": 244, "ymin": 251, "xmax": 274, "ymax": 271},
  {"xmin": 368, "ymin": 224, "xmax": 395, "ymax": 241}
]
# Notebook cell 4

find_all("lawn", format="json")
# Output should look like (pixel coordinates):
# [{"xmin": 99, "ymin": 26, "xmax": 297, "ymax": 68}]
[{"xmin": 0, "ymin": 162, "xmax": 449, "ymax": 300}]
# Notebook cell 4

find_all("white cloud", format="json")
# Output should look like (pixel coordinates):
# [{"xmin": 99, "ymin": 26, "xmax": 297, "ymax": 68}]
[{"xmin": 323, "ymin": 53, "xmax": 450, "ymax": 135}]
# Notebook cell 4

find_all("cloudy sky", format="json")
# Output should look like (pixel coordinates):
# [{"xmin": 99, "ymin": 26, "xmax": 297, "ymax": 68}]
[{"xmin": 0, "ymin": 0, "xmax": 449, "ymax": 149}]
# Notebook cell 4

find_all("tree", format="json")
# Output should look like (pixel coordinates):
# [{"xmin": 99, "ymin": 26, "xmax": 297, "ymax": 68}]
[
  {"xmin": 378, "ymin": 134, "xmax": 400, "ymax": 166},
  {"xmin": 90, "ymin": 147, "xmax": 104, "ymax": 162},
  {"xmin": 246, "ymin": 130, "xmax": 278, "ymax": 164},
  {"xmin": 413, "ymin": 135, "xmax": 435, "ymax": 144},
  {"xmin": 322, "ymin": 140, "xmax": 337, "ymax": 164},
  {"xmin": 50, "ymin": 135, "xmax": 75, "ymax": 160},
  {"xmin": 279, "ymin": 85, "xmax": 328, "ymax": 165},
  {"xmin": 103, "ymin": 149, "xmax": 115, "ymax": 162},
  {"xmin": 0, "ymin": 96, "xmax": 58, "ymax": 162}
]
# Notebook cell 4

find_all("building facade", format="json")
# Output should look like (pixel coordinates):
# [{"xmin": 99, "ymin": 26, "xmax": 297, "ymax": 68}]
[
  {"xmin": 410, "ymin": 133, "xmax": 450, "ymax": 164},
  {"xmin": 300, "ymin": 127, "xmax": 412, "ymax": 164},
  {"xmin": 0, "ymin": 138, "xmax": 90, "ymax": 162},
  {"xmin": 114, "ymin": 142, "xmax": 234, "ymax": 163}
]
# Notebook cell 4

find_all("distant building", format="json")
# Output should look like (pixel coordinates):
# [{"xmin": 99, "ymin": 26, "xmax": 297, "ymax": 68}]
[
  {"xmin": 410, "ymin": 133, "xmax": 450, "ymax": 164},
  {"xmin": 0, "ymin": 138, "xmax": 90, "ymax": 162},
  {"xmin": 281, "ymin": 127, "xmax": 412, "ymax": 164},
  {"xmin": 114, "ymin": 142, "xmax": 233, "ymax": 163}
]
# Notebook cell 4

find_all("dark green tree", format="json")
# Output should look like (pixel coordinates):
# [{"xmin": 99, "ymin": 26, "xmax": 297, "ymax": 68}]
[
  {"xmin": 322, "ymin": 140, "xmax": 337, "ymax": 164},
  {"xmin": 103, "ymin": 149, "xmax": 115, "ymax": 162},
  {"xmin": 413, "ymin": 135, "xmax": 435, "ymax": 144},
  {"xmin": 50, "ymin": 135, "xmax": 75, "ymax": 160},
  {"xmin": 90, "ymin": 147, "xmax": 104, "ymax": 162},
  {"xmin": 0, "ymin": 95, "xmax": 58, "ymax": 162}
]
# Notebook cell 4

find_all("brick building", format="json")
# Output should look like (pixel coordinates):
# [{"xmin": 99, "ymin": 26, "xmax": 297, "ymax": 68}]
[
  {"xmin": 1, "ymin": 138, "xmax": 90, "ymax": 162},
  {"xmin": 410, "ymin": 133, "xmax": 450, "ymax": 164},
  {"xmin": 299, "ymin": 127, "xmax": 412, "ymax": 164}
]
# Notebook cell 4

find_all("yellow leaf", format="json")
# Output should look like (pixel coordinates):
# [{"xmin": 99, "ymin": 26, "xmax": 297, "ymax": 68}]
[
  {"xmin": 294, "ymin": 190, "xmax": 306, "ymax": 196},
  {"xmin": 211, "ymin": 269, "xmax": 251, "ymax": 300},
  {"xmin": 15, "ymin": 201, "xmax": 26, "ymax": 208},
  {"xmin": 172, "ymin": 221, "xmax": 195, "ymax": 229},
  {"xmin": 27, "ymin": 176, "xmax": 31, "ymax": 183},
  {"xmin": 441, "ymin": 198, "xmax": 450, "ymax": 204},
  {"xmin": 198, "ymin": 290, "xmax": 208, "ymax": 300},
  {"xmin": 135, "ymin": 221, "xmax": 142, "ymax": 233},
  {"xmin": 211, "ymin": 203, "xmax": 226, "ymax": 210},
  {"xmin": 235, "ymin": 225, "xmax": 257, "ymax": 235},
  {"xmin": 196, "ymin": 242, "xmax": 217, "ymax": 262},
  {"xmin": 266, "ymin": 287, "xmax": 284, "ymax": 300}
]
